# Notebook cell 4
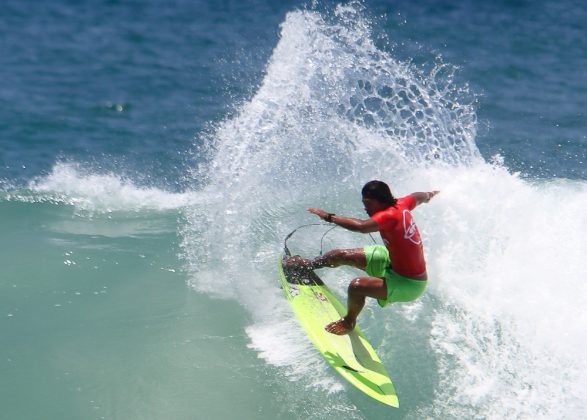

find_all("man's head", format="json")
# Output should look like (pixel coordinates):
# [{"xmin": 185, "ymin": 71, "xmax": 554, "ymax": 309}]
[{"xmin": 361, "ymin": 180, "xmax": 396, "ymax": 216}]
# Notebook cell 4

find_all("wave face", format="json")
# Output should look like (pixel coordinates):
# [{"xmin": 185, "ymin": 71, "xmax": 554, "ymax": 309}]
[{"xmin": 177, "ymin": 4, "xmax": 586, "ymax": 419}]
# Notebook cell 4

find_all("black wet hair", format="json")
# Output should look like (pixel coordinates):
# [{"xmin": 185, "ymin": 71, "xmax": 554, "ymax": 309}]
[{"xmin": 361, "ymin": 180, "xmax": 397, "ymax": 206}]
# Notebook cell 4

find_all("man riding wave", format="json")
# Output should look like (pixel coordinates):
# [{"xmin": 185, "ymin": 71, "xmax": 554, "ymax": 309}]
[{"xmin": 285, "ymin": 180, "xmax": 439, "ymax": 335}]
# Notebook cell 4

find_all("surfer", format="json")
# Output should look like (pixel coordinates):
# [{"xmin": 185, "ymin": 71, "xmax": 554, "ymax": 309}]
[{"xmin": 285, "ymin": 180, "xmax": 438, "ymax": 335}]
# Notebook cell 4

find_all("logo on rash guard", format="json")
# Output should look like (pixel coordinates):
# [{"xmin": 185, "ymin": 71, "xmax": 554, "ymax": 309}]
[{"xmin": 403, "ymin": 210, "xmax": 421, "ymax": 245}]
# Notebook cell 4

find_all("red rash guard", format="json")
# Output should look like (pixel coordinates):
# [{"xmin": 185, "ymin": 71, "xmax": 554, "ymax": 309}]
[{"xmin": 370, "ymin": 195, "xmax": 426, "ymax": 278}]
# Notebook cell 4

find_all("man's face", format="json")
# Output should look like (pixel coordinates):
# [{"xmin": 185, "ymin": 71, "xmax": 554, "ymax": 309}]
[{"xmin": 362, "ymin": 197, "xmax": 386, "ymax": 217}]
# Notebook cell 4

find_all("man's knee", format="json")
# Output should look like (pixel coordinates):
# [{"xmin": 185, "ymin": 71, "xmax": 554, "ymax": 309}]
[
  {"xmin": 348, "ymin": 277, "xmax": 366, "ymax": 294},
  {"xmin": 348, "ymin": 276, "xmax": 386, "ymax": 300}
]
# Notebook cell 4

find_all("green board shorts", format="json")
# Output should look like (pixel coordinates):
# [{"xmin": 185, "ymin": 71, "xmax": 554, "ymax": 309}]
[{"xmin": 363, "ymin": 245, "xmax": 428, "ymax": 308}]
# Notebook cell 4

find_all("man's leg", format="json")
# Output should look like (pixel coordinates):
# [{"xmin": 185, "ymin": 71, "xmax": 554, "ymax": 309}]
[
  {"xmin": 325, "ymin": 276, "xmax": 387, "ymax": 335},
  {"xmin": 284, "ymin": 248, "xmax": 367, "ymax": 271},
  {"xmin": 284, "ymin": 248, "xmax": 385, "ymax": 335}
]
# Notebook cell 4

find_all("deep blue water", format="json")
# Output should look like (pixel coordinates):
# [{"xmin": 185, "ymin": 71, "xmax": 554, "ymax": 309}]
[
  {"xmin": 2, "ymin": 0, "xmax": 585, "ymax": 187},
  {"xmin": 1, "ymin": 1, "xmax": 586, "ymax": 419},
  {"xmin": 1, "ymin": 0, "xmax": 296, "ymax": 189}
]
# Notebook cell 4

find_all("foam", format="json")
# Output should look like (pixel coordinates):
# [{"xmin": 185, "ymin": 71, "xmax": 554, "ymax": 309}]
[
  {"xmin": 418, "ymin": 164, "xmax": 587, "ymax": 417},
  {"xmin": 18, "ymin": 162, "xmax": 193, "ymax": 213}
]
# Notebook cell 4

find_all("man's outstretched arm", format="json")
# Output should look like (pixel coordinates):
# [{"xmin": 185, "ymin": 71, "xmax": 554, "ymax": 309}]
[
  {"xmin": 410, "ymin": 191, "xmax": 440, "ymax": 206},
  {"xmin": 307, "ymin": 208, "xmax": 378, "ymax": 233}
]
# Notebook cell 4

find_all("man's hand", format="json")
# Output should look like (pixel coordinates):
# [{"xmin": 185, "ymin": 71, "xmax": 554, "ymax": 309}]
[
  {"xmin": 411, "ymin": 191, "xmax": 440, "ymax": 206},
  {"xmin": 427, "ymin": 191, "xmax": 440, "ymax": 202},
  {"xmin": 307, "ymin": 208, "xmax": 330, "ymax": 221}
]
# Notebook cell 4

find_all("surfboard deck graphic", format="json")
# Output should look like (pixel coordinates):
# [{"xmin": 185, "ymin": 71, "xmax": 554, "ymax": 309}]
[{"xmin": 278, "ymin": 258, "xmax": 399, "ymax": 407}]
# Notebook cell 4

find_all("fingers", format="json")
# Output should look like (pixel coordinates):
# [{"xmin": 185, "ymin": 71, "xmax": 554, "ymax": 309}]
[{"xmin": 307, "ymin": 208, "xmax": 326, "ymax": 219}]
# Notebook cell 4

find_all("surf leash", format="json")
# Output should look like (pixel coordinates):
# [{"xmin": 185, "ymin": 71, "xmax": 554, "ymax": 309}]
[
  {"xmin": 283, "ymin": 223, "xmax": 378, "ymax": 257},
  {"xmin": 283, "ymin": 223, "xmax": 329, "ymax": 257}
]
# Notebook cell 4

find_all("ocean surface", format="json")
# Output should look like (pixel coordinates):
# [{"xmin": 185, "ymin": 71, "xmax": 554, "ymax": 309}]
[{"xmin": 1, "ymin": 0, "xmax": 586, "ymax": 418}]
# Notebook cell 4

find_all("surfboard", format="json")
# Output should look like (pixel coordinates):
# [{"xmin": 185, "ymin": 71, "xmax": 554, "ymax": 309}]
[{"xmin": 278, "ymin": 257, "xmax": 399, "ymax": 407}]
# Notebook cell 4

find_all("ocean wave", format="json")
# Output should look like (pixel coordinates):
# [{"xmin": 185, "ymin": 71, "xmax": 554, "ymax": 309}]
[{"xmin": 3, "ymin": 162, "xmax": 193, "ymax": 213}]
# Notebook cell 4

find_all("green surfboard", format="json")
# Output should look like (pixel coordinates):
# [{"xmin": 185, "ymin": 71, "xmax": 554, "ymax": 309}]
[{"xmin": 278, "ymin": 258, "xmax": 399, "ymax": 407}]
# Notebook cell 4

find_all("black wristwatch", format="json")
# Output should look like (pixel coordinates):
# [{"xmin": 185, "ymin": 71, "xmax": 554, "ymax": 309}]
[{"xmin": 324, "ymin": 213, "xmax": 335, "ymax": 222}]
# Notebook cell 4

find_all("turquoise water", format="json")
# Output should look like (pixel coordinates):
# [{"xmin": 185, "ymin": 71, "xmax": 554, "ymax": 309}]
[
  {"xmin": 0, "ymin": 201, "xmax": 278, "ymax": 419},
  {"xmin": 2, "ymin": 1, "xmax": 586, "ymax": 419}
]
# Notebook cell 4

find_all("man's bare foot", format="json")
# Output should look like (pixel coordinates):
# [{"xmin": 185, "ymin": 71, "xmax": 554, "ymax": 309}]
[
  {"xmin": 325, "ymin": 317, "xmax": 355, "ymax": 335},
  {"xmin": 283, "ymin": 255, "xmax": 313, "ymax": 269}
]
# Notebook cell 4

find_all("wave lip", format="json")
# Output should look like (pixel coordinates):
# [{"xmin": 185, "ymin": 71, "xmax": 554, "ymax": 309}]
[{"xmin": 20, "ymin": 162, "xmax": 192, "ymax": 213}]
